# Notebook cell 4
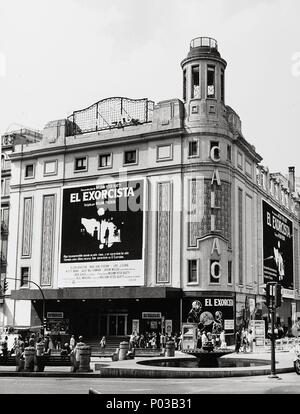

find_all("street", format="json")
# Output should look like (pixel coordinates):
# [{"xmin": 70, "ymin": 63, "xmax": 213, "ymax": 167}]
[{"xmin": 0, "ymin": 372, "xmax": 299, "ymax": 394}]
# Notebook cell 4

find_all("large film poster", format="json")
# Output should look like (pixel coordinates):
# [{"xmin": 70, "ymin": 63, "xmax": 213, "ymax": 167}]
[
  {"xmin": 262, "ymin": 200, "xmax": 294, "ymax": 290},
  {"xmin": 183, "ymin": 297, "xmax": 235, "ymax": 334},
  {"xmin": 59, "ymin": 179, "xmax": 145, "ymax": 287}
]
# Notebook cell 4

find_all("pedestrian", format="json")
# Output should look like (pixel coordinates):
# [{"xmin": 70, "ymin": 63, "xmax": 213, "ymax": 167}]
[
  {"xmin": 178, "ymin": 332, "xmax": 183, "ymax": 351},
  {"xmin": 160, "ymin": 332, "xmax": 166, "ymax": 352},
  {"xmin": 235, "ymin": 329, "xmax": 241, "ymax": 353},
  {"xmin": 150, "ymin": 334, "xmax": 157, "ymax": 349},
  {"xmin": 44, "ymin": 335, "xmax": 50, "ymax": 354},
  {"xmin": 138, "ymin": 334, "xmax": 146, "ymax": 348},
  {"xmin": 247, "ymin": 329, "xmax": 254, "ymax": 353},
  {"xmin": 220, "ymin": 330, "xmax": 227, "ymax": 349},
  {"xmin": 69, "ymin": 334, "xmax": 76, "ymax": 351},
  {"xmin": 0, "ymin": 336, "xmax": 8, "ymax": 358},
  {"xmin": 241, "ymin": 328, "xmax": 248, "ymax": 353},
  {"xmin": 129, "ymin": 332, "xmax": 136, "ymax": 350},
  {"xmin": 61, "ymin": 342, "xmax": 71, "ymax": 357},
  {"xmin": 100, "ymin": 336, "xmax": 106, "ymax": 350}
]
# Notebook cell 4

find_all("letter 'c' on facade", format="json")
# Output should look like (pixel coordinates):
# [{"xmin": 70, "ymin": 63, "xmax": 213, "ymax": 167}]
[
  {"xmin": 210, "ymin": 146, "xmax": 221, "ymax": 162},
  {"xmin": 211, "ymin": 261, "xmax": 221, "ymax": 279}
]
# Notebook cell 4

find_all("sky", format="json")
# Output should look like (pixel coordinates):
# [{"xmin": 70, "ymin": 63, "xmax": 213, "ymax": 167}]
[{"xmin": 0, "ymin": 0, "xmax": 300, "ymax": 175}]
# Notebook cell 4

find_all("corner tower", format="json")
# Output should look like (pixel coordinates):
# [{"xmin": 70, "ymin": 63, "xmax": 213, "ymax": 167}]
[{"xmin": 181, "ymin": 37, "xmax": 227, "ymax": 127}]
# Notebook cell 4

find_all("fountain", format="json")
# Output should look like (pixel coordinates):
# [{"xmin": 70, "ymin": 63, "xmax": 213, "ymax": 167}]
[{"xmin": 180, "ymin": 323, "xmax": 234, "ymax": 367}]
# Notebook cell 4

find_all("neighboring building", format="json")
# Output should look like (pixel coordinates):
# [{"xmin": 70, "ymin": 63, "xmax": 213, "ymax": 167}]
[
  {"xmin": 2, "ymin": 37, "xmax": 300, "ymax": 342},
  {"xmin": 0, "ymin": 129, "xmax": 42, "ymax": 327},
  {"xmin": 296, "ymin": 176, "xmax": 300, "ymax": 195}
]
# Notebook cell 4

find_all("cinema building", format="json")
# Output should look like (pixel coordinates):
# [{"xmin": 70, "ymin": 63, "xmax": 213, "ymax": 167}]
[{"xmin": 3, "ymin": 37, "xmax": 300, "ymax": 343}]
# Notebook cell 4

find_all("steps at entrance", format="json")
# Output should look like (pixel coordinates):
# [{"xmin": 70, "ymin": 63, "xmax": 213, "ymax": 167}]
[{"xmin": 85, "ymin": 336, "xmax": 129, "ymax": 355}]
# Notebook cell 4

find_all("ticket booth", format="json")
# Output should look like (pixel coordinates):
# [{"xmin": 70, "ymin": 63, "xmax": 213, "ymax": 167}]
[{"xmin": 181, "ymin": 323, "xmax": 197, "ymax": 351}]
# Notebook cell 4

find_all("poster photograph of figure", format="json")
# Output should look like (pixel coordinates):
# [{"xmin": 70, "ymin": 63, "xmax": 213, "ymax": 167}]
[
  {"xmin": 59, "ymin": 179, "xmax": 145, "ymax": 287},
  {"xmin": 262, "ymin": 200, "xmax": 294, "ymax": 291}
]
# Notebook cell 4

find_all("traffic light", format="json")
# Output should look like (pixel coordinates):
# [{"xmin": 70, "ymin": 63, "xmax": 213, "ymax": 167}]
[
  {"xmin": 264, "ymin": 282, "xmax": 282, "ymax": 309},
  {"xmin": 264, "ymin": 282, "xmax": 272, "ymax": 308},
  {"xmin": 275, "ymin": 283, "xmax": 282, "ymax": 308},
  {"xmin": 43, "ymin": 317, "xmax": 47, "ymax": 330},
  {"xmin": 0, "ymin": 278, "xmax": 8, "ymax": 297}
]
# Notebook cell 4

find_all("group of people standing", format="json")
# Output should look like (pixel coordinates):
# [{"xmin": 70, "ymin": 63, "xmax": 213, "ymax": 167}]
[
  {"xmin": 235, "ymin": 327, "xmax": 254, "ymax": 353},
  {"xmin": 128, "ymin": 331, "xmax": 180, "ymax": 350}
]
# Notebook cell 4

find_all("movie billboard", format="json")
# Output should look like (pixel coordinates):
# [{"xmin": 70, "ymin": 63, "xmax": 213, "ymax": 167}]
[
  {"xmin": 262, "ymin": 200, "xmax": 294, "ymax": 290},
  {"xmin": 59, "ymin": 179, "xmax": 145, "ymax": 287},
  {"xmin": 183, "ymin": 297, "xmax": 235, "ymax": 335}
]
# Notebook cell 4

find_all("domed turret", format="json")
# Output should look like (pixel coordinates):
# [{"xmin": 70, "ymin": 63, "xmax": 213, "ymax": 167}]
[{"xmin": 181, "ymin": 37, "xmax": 227, "ymax": 127}]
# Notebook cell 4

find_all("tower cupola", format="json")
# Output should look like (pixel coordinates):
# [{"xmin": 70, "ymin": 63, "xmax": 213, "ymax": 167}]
[{"xmin": 181, "ymin": 37, "xmax": 227, "ymax": 126}]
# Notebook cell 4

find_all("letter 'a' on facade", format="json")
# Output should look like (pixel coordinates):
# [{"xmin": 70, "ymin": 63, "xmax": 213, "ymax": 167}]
[{"xmin": 1, "ymin": 37, "xmax": 299, "ymax": 348}]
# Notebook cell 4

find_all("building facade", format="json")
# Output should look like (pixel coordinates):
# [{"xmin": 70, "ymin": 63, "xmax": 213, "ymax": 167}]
[
  {"xmin": 2, "ymin": 37, "xmax": 300, "ymax": 342},
  {"xmin": 1, "ymin": 129, "xmax": 42, "ymax": 327}
]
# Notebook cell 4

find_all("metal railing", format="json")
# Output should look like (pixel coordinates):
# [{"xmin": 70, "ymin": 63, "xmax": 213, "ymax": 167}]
[
  {"xmin": 66, "ymin": 96, "xmax": 154, "ymax": 136},
  {"xmin": 190, "ymin": 37, "xmax": 218, "ymax": 50}
]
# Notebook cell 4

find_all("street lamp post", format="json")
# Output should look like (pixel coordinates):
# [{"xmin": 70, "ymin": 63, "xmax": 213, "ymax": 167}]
[{"xmin": 4, "ymin": 277, "xmax": 45, "ymax": 336}]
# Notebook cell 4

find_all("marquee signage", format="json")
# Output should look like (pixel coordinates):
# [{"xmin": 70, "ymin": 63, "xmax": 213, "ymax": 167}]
[
  {"xmin": 59, "ymin": 179, "xmax": 145, "ymax": 287},
  {"xmin": 262, "ymin": 200, "xmax": 294, "ymax": 290}
]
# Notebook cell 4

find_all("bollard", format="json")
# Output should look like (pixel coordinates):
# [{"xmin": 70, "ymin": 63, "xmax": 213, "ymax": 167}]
[
  {"xmin": 36, "ymin": 342, "xmax": 45, "ymax": 356},
  {"xmin": 165, "ymin": 341, "xmax": 175, "ymax": 357},
  {"xmin": 35, "ymin": 342, "xmax": 45, "ymax": 372},
  {"xmin": 15, "ymin": 354, "xmax": 25, "ymax": 372},
  {"xmin": 78, "ymin": 346, "xmax": 92, "ymax": 372},
  {"xmin": 24, "ymin": 346, "xmax": 36, "ymax": 372},
  {"xmin": 119, "ymin": 341, "xmax": 129, "ymax": 361}
]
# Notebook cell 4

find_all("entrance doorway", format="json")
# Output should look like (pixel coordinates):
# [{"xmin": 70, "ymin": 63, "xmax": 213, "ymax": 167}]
[{"xmin": 99, "ymin": 314, "xmax": 128, "ymax": 336}]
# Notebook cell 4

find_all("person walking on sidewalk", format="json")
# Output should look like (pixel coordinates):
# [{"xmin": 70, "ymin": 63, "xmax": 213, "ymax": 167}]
[
  {"xmin": 247, "ymin": 329, "xmax": 254, "ymax": 353},
  {"xmin": 235, "ymin": 329, "xmax": 241, "ymax": 353}
]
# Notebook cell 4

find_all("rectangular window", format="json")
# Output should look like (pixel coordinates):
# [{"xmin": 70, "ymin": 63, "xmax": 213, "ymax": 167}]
[
  {"xmin": 183, "ymin": 69, "xmax": 187, "ymax": 101},
  {"xmin": 245, "ymin": 160, "xmax": 252, "ymax": 177},
  {"xmin": 157, "ymin": 145, "xmax": 172, "ymax": 161},
  {"xmin": 207, "ymin": 65, "xmax": 215, "ymax": 98},
  {"xmin": 124, "ymin": 150, "xmax": 137, "ymax": 165},
  {"xmin": 227, "ymin": 145, "xmax": 232, "ymax": 162},
  {"xmin": 1, "ymin": 207, "xmax": 9, "ymax": 228},
  {"xmin": 99, "ymin": 153, "xmax": 112, "ymax": 168},
  {"xmin": 22, "ymin": 197, "xmax": 33, "ymax": 257},
  {"xmin": 221, "ymin": 68, "xmax": 225, "ymax": 102},
  {"xmin": 20, "ymin": 267, "xmax": 29, "ymax": 287},
  {"xmin": 188, "ymin": 260, "xmax": 198, "ymax": 284},
  {"xmin": 25, "ymin": 164, "xmax": 34, "ymax": 178},
  {"xmin": 1, "ymin": 178, "xmax": 10, "ymax": 196},
  {"xmin": 44, "ymin": 160, "xmax": 57, "ymax": 176},
  {"xmin": 74, "ymin": 156, "xmax": 87, "ymax": 171},
  {"xmin": 237, "ymin": 152, "xmax": 243, "ymax": 169},
  {"xmin": 228, "ymin": 261, "xmax": 232, "ymax": 284},
  {"xmin": 1, "ymin": 239, "xmax": 7, "ymax": 263},
  {"xmin": 188, "ymin": 141, "xmax": 198, "ymax": 157},
  {"xmin": 191, "ymin": 65, "xmax": 200, "ymax": 98}
]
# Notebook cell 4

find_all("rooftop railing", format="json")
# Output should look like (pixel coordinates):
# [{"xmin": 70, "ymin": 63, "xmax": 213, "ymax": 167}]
[
  {"xmin": 66, "ymin": 96, "xmax": 154, "ymax": 137},
  {"xmin": 190, "ymin": 37, "xmax": 218, "ymax": 50}
]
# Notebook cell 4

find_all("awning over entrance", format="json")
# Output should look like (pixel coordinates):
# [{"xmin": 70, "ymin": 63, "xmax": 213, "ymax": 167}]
[{"xmin": 10, "ymin": 286, "xmax": 182, "ymax": 301}]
